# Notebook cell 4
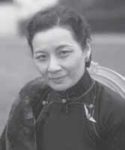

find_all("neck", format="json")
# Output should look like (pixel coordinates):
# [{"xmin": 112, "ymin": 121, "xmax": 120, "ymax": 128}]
[{"xmin": 54, "ymin": 70, "xmax": 93, "ymax": 99}]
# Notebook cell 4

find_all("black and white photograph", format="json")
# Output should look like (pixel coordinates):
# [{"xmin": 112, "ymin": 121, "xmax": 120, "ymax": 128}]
[{"xmin": 0, "ymin": 0, "xmax": 125, "ymax": 150}]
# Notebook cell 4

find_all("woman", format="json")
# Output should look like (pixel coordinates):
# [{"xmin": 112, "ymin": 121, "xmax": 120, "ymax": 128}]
[{"xmin": 1, "ymin": 5, "xmax": 125, "ymax": 150}]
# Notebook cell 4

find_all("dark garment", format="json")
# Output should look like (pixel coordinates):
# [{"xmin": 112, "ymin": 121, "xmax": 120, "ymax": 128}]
[
  {"xmin": 1, "ymin": 71, "xmax": 125, "ymax": 150},
  {"xmin": 37, "ymin": 71, "xmax": 97, "ymax": 150}
]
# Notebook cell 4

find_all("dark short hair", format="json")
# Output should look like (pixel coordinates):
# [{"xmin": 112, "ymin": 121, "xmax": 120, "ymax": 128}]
[{"xmin": 26, "ymin": 5, "xmax": 91, "ymax": 52}]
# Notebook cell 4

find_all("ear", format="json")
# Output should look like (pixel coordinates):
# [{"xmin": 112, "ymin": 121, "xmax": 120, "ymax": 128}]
[{"xmin": 84, "ymin": 41, "xmax": 92, "ymax": 67}]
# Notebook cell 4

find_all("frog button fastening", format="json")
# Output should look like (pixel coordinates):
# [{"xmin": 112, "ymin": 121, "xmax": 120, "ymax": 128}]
[
  {"xmin": 42, "ymin": 100, "xmax": 48, "ymax": 105},
  {"xmin": 62, "ymin": 98, "xmax": 67, "ymax": 104}
]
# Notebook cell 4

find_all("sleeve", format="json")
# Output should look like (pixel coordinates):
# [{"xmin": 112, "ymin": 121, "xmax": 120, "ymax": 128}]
[
  {"xmin": 106, "ymin": 121, "xmax": 125, "ymax": 150},
  {"xmin": 0, "ymin": 95, "xmax": 23, "ymax": 150},
  {"xmin": 0, "ymin": 128, "xmax": 6, "ymax": 150},
  {"xmin": 97, "ymin": 85, "xmax": 125, "ymax": 150},
  {"xmin": 0, "ymin": 94, "xmax": 36, "ymax": 150},
  {"xmin": 0, "ymin": 78, "xmax": 46, "ymax": 150}
]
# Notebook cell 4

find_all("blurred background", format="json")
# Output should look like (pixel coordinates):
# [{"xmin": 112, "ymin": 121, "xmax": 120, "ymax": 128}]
[{"xmin": 0, "ymin": 0, "xmax": 125, "ymax": 134}]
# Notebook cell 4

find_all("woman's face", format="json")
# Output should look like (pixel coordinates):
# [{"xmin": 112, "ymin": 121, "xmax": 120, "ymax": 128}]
[{"xmin": 32, "ymin": 26, "xmax": 89, "ymax": 91}]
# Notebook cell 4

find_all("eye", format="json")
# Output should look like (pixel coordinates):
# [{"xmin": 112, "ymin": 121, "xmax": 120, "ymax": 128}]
[
  {"xmin": 34, "ymin": 54, "xmax": 48, "ymax": 61},
  {"xmin": 58, "ymin": 50, "xmax": 72, "ymax": 57}
]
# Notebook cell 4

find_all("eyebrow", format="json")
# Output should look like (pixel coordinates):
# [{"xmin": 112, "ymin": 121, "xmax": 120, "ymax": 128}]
[
  {"xmin": 34, "ymin": 45, "xmax": 72, "ymax": 54},
  {"xmin": 56, "ymin": 45, "xmax": 72, "ymax": 50},
  {"xmin": 34, "ymin": 50, "xmax": 46, "ymax": 54}
]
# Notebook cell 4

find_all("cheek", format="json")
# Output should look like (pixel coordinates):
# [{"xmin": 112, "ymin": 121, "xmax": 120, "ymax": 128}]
[
  {"xmin": 34, "ymin": 61, "xmax": 47, "ymax": 74},
  {"xmin": 66, "ymin": 56, "xmax": 86, "ymax": 80},
  {"xmin": 68, "ymin": 56, "xmax": 85, "ymax": 72}
]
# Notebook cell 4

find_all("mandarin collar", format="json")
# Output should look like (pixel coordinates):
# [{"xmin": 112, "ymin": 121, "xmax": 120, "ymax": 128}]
[{"xmin": 49, "ymin": 70, "xmax": 93, "ymax": 100}]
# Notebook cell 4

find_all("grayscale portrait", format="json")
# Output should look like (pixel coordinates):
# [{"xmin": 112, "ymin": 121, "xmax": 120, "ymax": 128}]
[{"xmin": 0, "ymin": 0, "xmax": 125, "ymax": 150}]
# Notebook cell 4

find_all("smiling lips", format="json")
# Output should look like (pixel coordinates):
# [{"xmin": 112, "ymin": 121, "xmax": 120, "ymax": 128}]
[{"xmin": 49, "ymin": 75, "xmax": 66, "ymax": 83}]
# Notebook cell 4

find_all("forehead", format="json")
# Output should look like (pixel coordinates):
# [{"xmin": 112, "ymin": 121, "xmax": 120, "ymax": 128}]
[{"xmin": 32, "ymin": 26, "xmax": 78, "ymax": 47}]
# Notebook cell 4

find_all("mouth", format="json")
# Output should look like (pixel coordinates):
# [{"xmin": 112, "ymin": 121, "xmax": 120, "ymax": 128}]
[{"xmin": 49, "ymin": 76, "xmax": 66, "ymax": 82}]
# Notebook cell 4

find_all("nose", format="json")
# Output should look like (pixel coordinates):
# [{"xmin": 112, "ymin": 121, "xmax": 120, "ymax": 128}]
[{"xmin": 48, "ymin": 56, "xmax": 61, "ymax": 73}]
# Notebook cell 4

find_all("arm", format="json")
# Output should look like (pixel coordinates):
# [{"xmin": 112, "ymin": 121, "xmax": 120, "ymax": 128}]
[
  {"xmin": 96, "ymin": 83, "xmax": 125, "ymax": 150},
  {"xmin": 106, "ymin": 122, "xmax": 125, "ymax": 150},
  {"xmin": 0, "ymin": 96, "xmax": 21, "ymax": 150},
  {"xmin": 0, "ymin": 78, "xmax": 47, "ymax": 150},
  {"xmin": 0, "ymin": 94, "xmax": 36, "ymax": 150},
  {"xmin": 0, "ymin": 128, "xmax": 6, "ymax": 150}
]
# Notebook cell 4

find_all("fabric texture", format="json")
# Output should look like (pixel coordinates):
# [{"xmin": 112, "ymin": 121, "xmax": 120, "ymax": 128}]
[{"xmin": 0, "ymin": 71, "xmax": 125, "ymax": 150}]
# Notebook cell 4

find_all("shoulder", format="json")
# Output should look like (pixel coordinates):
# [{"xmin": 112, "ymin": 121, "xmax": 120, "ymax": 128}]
[
  {"xmin": 9, "ymin": 77, "xmax": 50, "ymax": 120},
  {"xmin": 94, "ymin": 81, "xmax": 125, "ymax": 145},
  {"xmin": 97, "ymin": 81, "xmax": 125, "ymax": 109},
  {"xmin": 97, "ymin": 81, "xmax": 125, "ymax": 103},
  {"xmin": 19, "ymin": 77, "xmax": 49, "ymax": 99},
  {"xmin": 95, "ymin": 81, "xmax": 125, "ymax": 126},
  {"xmin": 5, "ymin": 78, "xmax": 49, "ymax": 147}
]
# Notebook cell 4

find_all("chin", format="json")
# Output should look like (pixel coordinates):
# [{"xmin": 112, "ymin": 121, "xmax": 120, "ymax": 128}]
[
  {"xmin": 49, "ymin": 83, "xmax": 71, "ymax": 91},
  {"xmin": 50, "ymin": 86, "xmax": 68, "ymax": 91}
]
